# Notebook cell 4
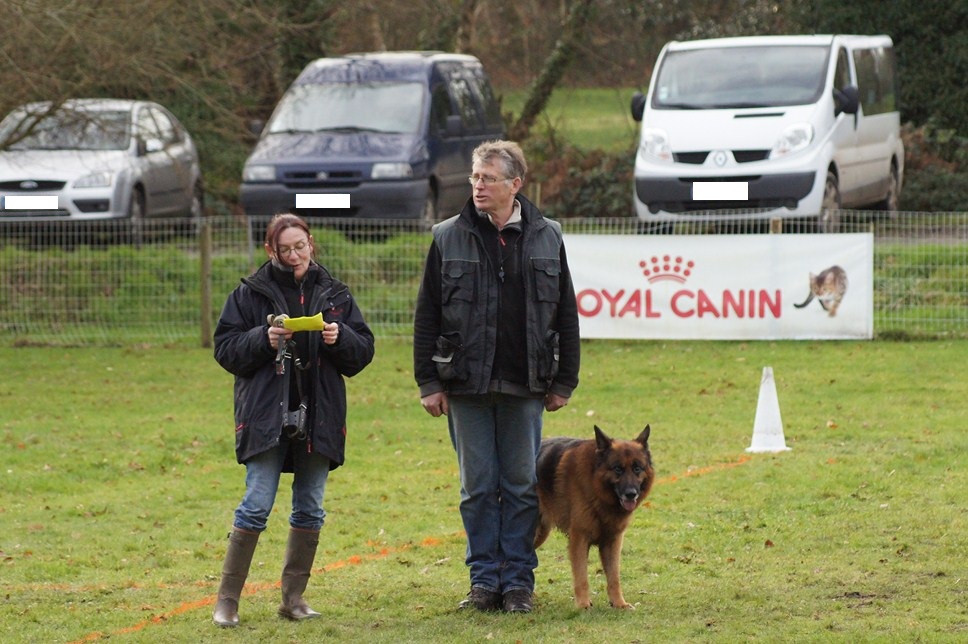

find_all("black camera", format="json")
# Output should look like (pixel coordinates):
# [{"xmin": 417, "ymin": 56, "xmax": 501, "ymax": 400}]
[{"xmin": 282, "ymin": 399, "xmax": 309, "ymax": 440}]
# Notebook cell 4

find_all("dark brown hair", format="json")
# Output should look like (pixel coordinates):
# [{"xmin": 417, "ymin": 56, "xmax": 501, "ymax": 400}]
[{"xmin": 264, "ymin": 212, "xmax": 315, "ymax": 258}]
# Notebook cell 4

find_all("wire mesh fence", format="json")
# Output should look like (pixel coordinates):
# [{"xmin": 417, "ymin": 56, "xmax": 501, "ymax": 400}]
[{"xmin": 1, "ymin": 210, "xmax": 966, "ymax": 347}]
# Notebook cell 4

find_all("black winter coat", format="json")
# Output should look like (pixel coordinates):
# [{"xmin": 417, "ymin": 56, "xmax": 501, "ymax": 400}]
[{"xmin": 214, "ymin": 260, "xmax": 375, "ymax": 470}]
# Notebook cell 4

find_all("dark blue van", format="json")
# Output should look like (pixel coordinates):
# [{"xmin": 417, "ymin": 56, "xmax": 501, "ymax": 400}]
[{"xmin": 240, "ymin": 51, "xmax": 504, "ymax": 226}]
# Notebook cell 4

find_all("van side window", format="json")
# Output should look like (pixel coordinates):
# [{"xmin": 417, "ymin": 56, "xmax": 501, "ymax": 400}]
[
  {"xmin": 852, "ymin": 47, "xmax": 897, "ymax": 115},
  {"xmin": 450, "ymin": 77, "xmax": 481, "ymax": 130},
  {"xmin": 430, "ymin": 84, "xmax": 454, "ymax": 133},
  {"xmin": 834, "ymin": 48, "xmax": 851, "ymax": 91},
  {"xmin": 877, "ymin": 47, "xmax": 898, "ymax": 113},
  {"xmin": 469, "ymin": 73, "xmax": 503, "ymax": 129}
]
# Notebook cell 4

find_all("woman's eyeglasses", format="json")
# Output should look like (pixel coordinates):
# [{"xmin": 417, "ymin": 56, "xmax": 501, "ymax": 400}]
[{"xmin": 277, "ymin": 240, "xmax": 309, "ymax": 256}]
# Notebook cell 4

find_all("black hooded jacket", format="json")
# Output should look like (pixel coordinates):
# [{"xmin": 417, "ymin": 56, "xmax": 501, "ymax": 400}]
[{"xmin": 214, "ymin": 260, "xmax": 375, "ymax": 470}]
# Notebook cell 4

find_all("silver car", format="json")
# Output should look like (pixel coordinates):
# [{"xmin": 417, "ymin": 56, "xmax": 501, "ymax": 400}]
[{"xmin": 0, "ymin": 99, "xmax": 202, "ymax": 222}]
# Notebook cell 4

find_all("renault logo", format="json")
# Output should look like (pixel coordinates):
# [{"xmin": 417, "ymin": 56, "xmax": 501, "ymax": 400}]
[
  {"xmin": 712, "ymin": 151, "xmax": 728, "ymax": 167},
  {"xmin": 315, "ymin": 171, "xmax": 328, "ymax": 180},
  {"xmin": 20, "ymin": 180, "xmax": 39, "ymax": 190}
]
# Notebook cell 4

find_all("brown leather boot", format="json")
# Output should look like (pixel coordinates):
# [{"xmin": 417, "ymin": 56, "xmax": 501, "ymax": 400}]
[
  {"xmin": 278, "ymin": 527, "xmax": 322, "ymax": 620},
  {"xmin": 212, "ymin": 528, "xmax": 260, "ymax": 627}
]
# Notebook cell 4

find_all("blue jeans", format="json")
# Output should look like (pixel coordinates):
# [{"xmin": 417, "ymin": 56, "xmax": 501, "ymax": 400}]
[
  {"xmin": 447, "ymin": 393, "xmax": 544, "ymax": 594},
  {"xmin": 233, "ymin": 434, "xmax": 330, "ymax": 532}
]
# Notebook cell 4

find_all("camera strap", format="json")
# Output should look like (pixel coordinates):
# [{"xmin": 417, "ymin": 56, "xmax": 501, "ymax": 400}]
[
  {"xmin": 279, "ymin": 343, "xmax": 293, "ymax": 417},
  {"xmin": 278, "ymin": 343, "xmax": 307, "ymax": 413}
]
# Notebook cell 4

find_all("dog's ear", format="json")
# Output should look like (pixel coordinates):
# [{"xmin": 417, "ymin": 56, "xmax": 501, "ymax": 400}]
[
  {"xmin": 635, "ymin": 424, "xmax": 651, "ymax": 448},
  {"xmin": 594, "ymin": 425, "xmax": 611, "ymax": 451}
]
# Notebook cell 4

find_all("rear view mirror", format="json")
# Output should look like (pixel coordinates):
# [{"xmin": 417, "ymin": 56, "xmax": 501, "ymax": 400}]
[
  {"xmin": 444, "ymin": 114, "xmax": 462, "ymax": 137},
  {"xmin": 137, "ymin": 137, "xmax": 164, "ymax": 155},
  {"xmin": 630, "ymin": 92, "xmax": 646, "ymax": 122},
  {"xmin": 833, "ymin": 85, "xmax": 859, "ymax": 116}
]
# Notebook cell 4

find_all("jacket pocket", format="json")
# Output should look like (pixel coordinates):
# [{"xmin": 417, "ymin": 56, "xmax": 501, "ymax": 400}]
[
  {"xmin": 441, "ymin": 259, "xmax": 477, "ymax": 304},
  {"xmin": 433, "ymin": 332, "xmax": 466, "ymax": 382},
  {"xmin": 531, "ymin": 257, "xmax": 561, "ymax": 303},
  {"xmin": 537, "ymin": 329, "xmax": 560, "ymax": 386}
]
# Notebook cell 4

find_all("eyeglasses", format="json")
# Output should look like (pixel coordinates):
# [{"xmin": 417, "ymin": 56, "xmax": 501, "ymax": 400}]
[
  {"xmin": 468, "ymin": 174, "xmax": 512, "ymax": 186},
  {"xmin": 276, "ymin": 240, "xmax": 309, "ymax": 256}
]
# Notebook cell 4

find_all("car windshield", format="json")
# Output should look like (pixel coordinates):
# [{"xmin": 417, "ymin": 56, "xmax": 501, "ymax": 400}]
[
  {"xmin": 0, "ymin": 108, "xmax": 131, "ymax": 151},
  {"xmin": 652, "ymin": 45, "xmax": 830, "ymax": 109},
  {"xmin": 267, "ymin": 82, "xmax": 424, "ymax": 135}
]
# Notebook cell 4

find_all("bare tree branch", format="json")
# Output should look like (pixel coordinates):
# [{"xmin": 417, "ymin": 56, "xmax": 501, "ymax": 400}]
[
  {"xmin": 456, "ymin": 0, "xmax": 479, "ymax": 53},
  {"xmin": 508, "ymin": 0, "xmax": 594, "ymax": 141}
]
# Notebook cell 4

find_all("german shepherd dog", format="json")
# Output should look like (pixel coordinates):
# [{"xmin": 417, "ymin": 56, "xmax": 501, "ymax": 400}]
[{"xmin": 534, "ymin": 425, "xmax": 654, "ymax": 609}]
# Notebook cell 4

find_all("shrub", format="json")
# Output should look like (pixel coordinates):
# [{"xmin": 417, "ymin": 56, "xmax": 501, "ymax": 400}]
[
  {"xmin": 900, "ymin": 122, "xmax": 968, "ymax": 211},
  {"xmin": 523, "ymin": 139, "xmax": 634, "ymax": 219}
]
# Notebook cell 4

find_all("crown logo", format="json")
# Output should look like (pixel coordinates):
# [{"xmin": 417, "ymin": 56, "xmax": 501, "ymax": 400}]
[{"xmin": 640, "ymin": 255, "xmax": 694, "ymax": 283}]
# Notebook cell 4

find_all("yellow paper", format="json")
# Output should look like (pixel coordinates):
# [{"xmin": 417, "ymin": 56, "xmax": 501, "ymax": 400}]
[{"xmin": 282, "ymin": 312, "xmax": 325, "ymax": 332}]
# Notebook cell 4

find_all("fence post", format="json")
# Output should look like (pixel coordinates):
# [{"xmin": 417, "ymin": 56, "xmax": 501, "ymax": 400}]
[{"xmin": 199, "ymin": 219, "xmax": 213, "ymax": 348}]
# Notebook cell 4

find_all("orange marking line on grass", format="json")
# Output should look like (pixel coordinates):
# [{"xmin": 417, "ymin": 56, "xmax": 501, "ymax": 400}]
[
  {"xmin": 67, "ymin": 456, "xmax": 751, "ymax": 642},
  {"xmin": 655, "ymin": 454, "xmax": 752, "ymax": 485},
  {"xmin": 66, "ymin": 534, "xmax": 464, "ymax": 643}
]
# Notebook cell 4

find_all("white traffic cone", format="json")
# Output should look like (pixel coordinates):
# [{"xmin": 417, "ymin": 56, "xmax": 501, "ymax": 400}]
[{"xmin": 746, "ymin": 366, "xmax": 790, "ymax": 453}]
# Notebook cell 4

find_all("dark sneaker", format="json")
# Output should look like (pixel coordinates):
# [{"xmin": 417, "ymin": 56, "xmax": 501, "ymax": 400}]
[
  {"xmin": 502, "ymin": 589, "xmax": 533, "ymax": 613},
  {"xmin": 458, "ymin": 587, "xmax": 502, "ymax": 612}
]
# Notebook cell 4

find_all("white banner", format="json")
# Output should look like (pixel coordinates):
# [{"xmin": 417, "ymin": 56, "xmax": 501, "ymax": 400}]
[{"xmin": 567, "ymin": 233, "xmax": 873, "ymax": 340}]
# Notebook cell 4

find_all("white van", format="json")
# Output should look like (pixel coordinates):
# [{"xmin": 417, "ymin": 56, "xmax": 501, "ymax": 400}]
[{"xmin": 630, "ymin": 35, "xmax": 903, "ymax": 231}]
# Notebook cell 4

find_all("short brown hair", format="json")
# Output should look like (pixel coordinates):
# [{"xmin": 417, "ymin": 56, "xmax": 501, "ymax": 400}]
[
  {"xmin": 472, "ymin": 140, "xmax": 527, "ymax": 183},
  {"xmin": 264, "ymin": 212, "xmax": 314, "ymax": 258}
]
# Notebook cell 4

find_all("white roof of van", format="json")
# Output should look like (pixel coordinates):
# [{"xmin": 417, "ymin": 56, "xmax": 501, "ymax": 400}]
[{"xmin": 663, "ymin": 34, "xmax": 893, "ymax": 51}]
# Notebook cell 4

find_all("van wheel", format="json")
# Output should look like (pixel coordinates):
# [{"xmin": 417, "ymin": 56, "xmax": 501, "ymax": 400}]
[
  {"xmin": 420, "ymin": 187, "xmax": 438, "ymax": 231},
  {"xmin": 876, "ymin": 164, "xmax": 899, "ymax": 214},
  {"xmin": 819, "ymin": 171, "xmax": 841, "ymax": 233}
]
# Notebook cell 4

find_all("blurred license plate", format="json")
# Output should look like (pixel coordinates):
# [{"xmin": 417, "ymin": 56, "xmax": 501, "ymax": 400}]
[
  {"xmin": 4, "ymin": 195, "xmax": 58, "ymax": 209},
  {"xmin": 296, "ymin": 194, "xmax": 350, "ymax": 208},
  {"xmin": 692, "ymin": 182, "xmax": 748, "ymax": 201}
]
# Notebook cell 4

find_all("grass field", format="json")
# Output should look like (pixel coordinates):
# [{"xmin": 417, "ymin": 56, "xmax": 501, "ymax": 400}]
[
  {"xmin": 2, "ymin": 338, "xmax": 965, "ymax": 642},
  {"xmin": 501, "ymin": 87, "xmax": 641, "ymax": 152}
]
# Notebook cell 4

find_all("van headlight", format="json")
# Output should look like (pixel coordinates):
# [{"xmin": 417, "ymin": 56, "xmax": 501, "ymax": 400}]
[
  {"xmin": 770, "ymin": 123, "xmax": 814, "ymax": 159},
  {"xmin": 372, "ymin": 163, "xmax": 413, "ymax": 180},
  {"xmin": 74, "ymin": 171, "xmax": 113, "ymax": 188},
  {"xmin": 639, "ymin": 128, "xmax": 672, "ymax": 163},
  {"xmin": 243, "ymin": 165, "xmax": 276, "ymax": 182}
]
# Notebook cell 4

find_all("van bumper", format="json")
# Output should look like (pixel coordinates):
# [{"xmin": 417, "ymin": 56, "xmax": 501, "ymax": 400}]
[
  {"xmin": 240, "ymin": 180, "xmax": 428, "ymax": 220},
  {"xmin": 634, "ymin": 171, "xmax": 817, "ymax": 218}
]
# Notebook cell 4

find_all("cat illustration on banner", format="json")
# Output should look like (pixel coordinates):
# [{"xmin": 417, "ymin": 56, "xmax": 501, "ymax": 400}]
[{"xmin": 794, "ymin": 265, "xmax": 848, "ymax": 317}]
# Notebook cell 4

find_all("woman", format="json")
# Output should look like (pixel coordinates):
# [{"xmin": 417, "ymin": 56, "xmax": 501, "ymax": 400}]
[{"xmin": 211, "ymin": 213, "xmax": 375, "ymax": 627}]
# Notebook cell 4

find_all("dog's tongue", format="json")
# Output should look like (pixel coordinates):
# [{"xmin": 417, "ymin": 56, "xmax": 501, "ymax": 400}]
[{"xmin": 621, "ymin": 497, "xmax": 638, "ymax": 512}]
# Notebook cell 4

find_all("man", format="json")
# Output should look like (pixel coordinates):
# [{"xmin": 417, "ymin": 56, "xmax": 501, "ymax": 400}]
[{"xmin": 413, "ymin": 140, "xmax": 580, "ymax": 613}]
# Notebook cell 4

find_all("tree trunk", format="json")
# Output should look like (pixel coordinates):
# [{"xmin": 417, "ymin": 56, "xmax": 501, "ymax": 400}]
[
  {"xmin": 455, "ymin": 0, "xmax": 479, "ymax": 53},
  {"xmin": 508, "ymin": 0, "xmax": 595, "ymax": 142},
  {"xmin": 363, "ymin": 2, "xmax": 387, "ymax": 52}
]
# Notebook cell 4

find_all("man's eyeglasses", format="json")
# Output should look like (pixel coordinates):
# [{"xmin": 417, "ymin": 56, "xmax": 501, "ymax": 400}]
[
  {"xmin": 277, "ymin": 240, "xmax": 309, "ymax": 256},
  {"xmin": 468, "ymin": 174, "xmax": 511, "ymax": 186}
]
